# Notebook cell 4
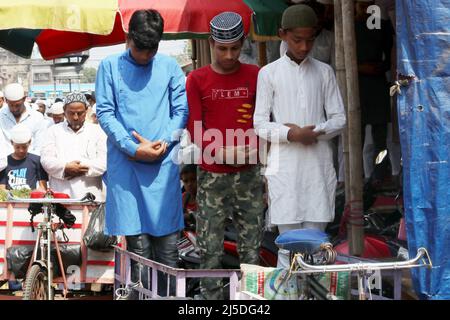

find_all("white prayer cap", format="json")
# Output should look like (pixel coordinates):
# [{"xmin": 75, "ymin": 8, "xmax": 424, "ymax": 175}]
[
  {"xmin": 11, "ymin": 125, "xmax": 32, "ymax": 144},
  {"xmin": 35, "ymin": 99, "xmax": 46, "ymax": 106},
  {"xmin": 4, "ymin": 83, "xmax": 25, "ymax": 101},
  {"xmin": 51, "ymin": 102, "xmax": 64, "ymax": 115},
  {"xmin": 0, "ymin": 91, "xmax": 4, "ymax": 98}
]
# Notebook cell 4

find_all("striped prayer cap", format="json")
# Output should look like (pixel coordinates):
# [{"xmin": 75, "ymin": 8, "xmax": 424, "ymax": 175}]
[
  {"xmin": 63, "ymin": 92, "xmax": 88, "ymax": 108},
  {"xmin": 210, "ymin": 12, "xmax": 244, "ymax": 44}
]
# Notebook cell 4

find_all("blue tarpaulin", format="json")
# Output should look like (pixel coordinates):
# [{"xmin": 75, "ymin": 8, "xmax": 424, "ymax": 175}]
[{"xmin": 397, "ymin": 0, "xmax": 450, "ymax": 299}]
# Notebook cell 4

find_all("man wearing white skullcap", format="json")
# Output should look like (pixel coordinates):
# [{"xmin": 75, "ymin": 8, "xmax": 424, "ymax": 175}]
[
  {"xmin": 0, "ymin": 83, "xmax": 46, "ymax": 156},
  {"xmin": 0, "ymin": 125, "xmax": 48, "ymax": 191},
  {"xmin": 35, "ymin": 99, "xmax": 47, "ymax": 116},
  {"xmin": 50, "ymin": 102, "xmax": 65, "ymax": 125}
]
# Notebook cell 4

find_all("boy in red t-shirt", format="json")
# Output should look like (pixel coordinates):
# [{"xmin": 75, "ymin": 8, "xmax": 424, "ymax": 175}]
[{"xmin": 186, "ymin": 12, "xmax": 264, "ymax": 300}]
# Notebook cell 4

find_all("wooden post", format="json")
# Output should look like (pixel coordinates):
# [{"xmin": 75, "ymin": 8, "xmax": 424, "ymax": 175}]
[
  {"xmin": 334, "ymin": 0, "xmax": 351, "ymax": 201},
  {"xmin": 342, "ymin": 0, "xmax": 364, "ymax": 256},
  {"xmin": 258, "ymin": 41, "xmax": 267, "ymax": 67},
  {"xmin": 191, "ymin": 39, "xmax": 197, "ymax": 70}
]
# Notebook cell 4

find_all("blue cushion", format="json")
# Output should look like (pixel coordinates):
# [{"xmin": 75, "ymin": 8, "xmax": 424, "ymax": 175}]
[{"xmin": 275, "ymin": 229, "xmax": 329, "ymax": 254}]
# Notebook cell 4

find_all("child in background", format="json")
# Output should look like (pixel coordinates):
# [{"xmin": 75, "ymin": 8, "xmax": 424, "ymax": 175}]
[
  {"xmin": 0, "ymin": 125, "xmax": 48, "ymax": 291},
  {"xmin": 0, "ymin": 125, "xmax": 48, "ymax": 191},
  {"xmin": 180, "ymin": 164, "xmax": 197, "ymax": 230}
]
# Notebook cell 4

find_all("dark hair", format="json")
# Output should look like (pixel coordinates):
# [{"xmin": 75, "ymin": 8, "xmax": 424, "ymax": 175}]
[
  {"xmin": 181, "ymin": 164, "xmax": 197, "ymax": 177},
  {"xmin": 55, "ymin": 98, "xmax": 63, "ymax": 103},
  {"xmin": 85, "ymin": 92, "xmax": 96, "ymax": 102},
  {"xmin": 128, "ymin": 10, "xmax": 164, "ymax": 51}
]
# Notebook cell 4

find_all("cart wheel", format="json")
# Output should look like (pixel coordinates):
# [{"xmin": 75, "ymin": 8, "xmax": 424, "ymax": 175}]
[{"xmin": 23, "ymin": 265, "xmax": 49, "ymax": 300}]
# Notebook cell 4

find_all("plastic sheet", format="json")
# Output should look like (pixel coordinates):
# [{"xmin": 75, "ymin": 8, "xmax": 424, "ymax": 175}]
[
  {"xmin": 6, "ymin": 244, "xmax": 82, "ymax": 278},
  {"xmin": 397, "ymin": 0, "xmax": 450, "ymax": 299}
]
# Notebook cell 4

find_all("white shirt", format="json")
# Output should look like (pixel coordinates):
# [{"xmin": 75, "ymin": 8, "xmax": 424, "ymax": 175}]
[
  {"xmin": 280, "ymin": 29, "xmax": 335, "ymax": 68},
  {"xmin": 0, "ymin": 131, "xmax": 7, "ymax": 171},
  {"xmin": 0, "ymin": 106, "xmax": 46, "ymax": 155},
  {"xmin": 40, "ymin": 121, "xmax": 107, "ymax": 201},
  {"xmin": 254, "ymin": 55, "xmax": 346, "ymax": 225}
]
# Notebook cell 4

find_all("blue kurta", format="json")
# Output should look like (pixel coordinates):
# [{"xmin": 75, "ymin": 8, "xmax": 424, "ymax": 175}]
[{"xmin": 95, "ymin": 49, "xmax": 188, "ymax": 236}]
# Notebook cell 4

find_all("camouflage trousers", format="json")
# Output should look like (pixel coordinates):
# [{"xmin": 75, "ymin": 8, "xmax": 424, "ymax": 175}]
[{"xmin": 196, "ymin": 165, "xmax": 265, "ymax": 300}]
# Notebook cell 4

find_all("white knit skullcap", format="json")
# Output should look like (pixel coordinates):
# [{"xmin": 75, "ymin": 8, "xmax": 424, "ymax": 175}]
[
  {"xmin": 51, "ymin": 102, "xmax": 64, "ymax": 115},
  {"xmin": 4, "ymin": 83, "xmax": 25, "ymax": 101},
  {"xmin": 11, "ymin": 125, "xmax": 32, "ymax": 144}
]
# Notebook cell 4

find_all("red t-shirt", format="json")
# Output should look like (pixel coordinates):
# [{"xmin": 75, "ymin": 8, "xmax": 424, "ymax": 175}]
[{"xmin": 186, "ymin": 63, "xmax": 260, "ymax": 173}]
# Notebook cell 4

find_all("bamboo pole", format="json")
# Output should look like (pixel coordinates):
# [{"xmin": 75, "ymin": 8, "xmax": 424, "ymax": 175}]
[
  {"xmin": 342, "ymin": 0, "xmax": 364, "ymax": 256},
  {"xmin": 191, "ymin": 39, "xmax": 197, "ymax": 70},
  {"xmin": 197, "ymin": 39, "xmax": 212, "ymax": 68},
  {"xmin": 258, "ymin": 41, "xmax": 267, "ymax": 67},
  {"xmin": 334, "ymin": 0, "xmax": 351, "ymax": 202}
]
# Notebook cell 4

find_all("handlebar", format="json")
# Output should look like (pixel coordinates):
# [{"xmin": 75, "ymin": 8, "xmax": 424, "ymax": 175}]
[
  {"xmin": 293, "ymin": 247, "xmax": 432, "ymax": 274},
  {"xmin": 7, "ymin": 192, "xmax": 97, "ymax": 204}
]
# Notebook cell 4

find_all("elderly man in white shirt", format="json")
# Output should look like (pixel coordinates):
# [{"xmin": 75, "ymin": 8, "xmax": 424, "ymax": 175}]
[
  {"xmin": 254, "ymin": 5, "xmax": 346, "ymax": 268},
  {"xmin": 41, "ymin": 92, "xmax": 107, "ymax": 201},
  {"xmin": 0, "ymin": 83, "xmax": 46, "ymax": 156}
]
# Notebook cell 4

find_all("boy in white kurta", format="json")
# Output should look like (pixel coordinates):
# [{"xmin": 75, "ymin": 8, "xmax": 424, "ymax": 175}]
[{"xmin": 254, "ymin": 4, "xmax": 346, "ymax": 268}]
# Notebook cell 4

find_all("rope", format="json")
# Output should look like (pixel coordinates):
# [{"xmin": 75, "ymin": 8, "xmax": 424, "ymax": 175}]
[
  {"xmin": 389, "ymin": 79, "xmax": 411, "ymax": 97},
  {"xmin": 338, "ymin": 200, "xmax": 364, "ymax": 238}
]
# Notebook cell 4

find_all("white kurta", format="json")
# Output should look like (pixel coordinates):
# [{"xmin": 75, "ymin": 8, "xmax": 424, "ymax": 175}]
[
  {"xmin": 40, "ymin": 121, "xmax": 107, "ymax": 201},
  {"xmin": 0, "ymin": 107, "xmax": 46, "ymax": 155},
  {"xmin": 254, "ymin": 55, "xmax": 346, "ymax": 225}
]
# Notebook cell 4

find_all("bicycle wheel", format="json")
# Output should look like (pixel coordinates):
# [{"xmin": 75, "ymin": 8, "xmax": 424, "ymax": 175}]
[{"xmin": 23, "ymin": 264, "xmax": 49, "ymax": 300}]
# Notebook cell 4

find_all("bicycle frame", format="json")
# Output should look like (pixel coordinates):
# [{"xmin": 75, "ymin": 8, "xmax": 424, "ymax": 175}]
[
  {"xmin": 292, "ymin": 247, "xmax": 433, "ymax": 300},
  {"xmin": 11, "ymin": 192, "xmax": 96, "ymax": 300},
  {"xmin": 28, "ymin": 203, "xmax": 69, "ymax": 300}
]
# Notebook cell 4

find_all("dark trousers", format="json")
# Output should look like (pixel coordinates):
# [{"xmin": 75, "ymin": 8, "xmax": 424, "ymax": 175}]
[{"xmin": 125, "ymin": 232, "xmax": 179, "ymax": 298}]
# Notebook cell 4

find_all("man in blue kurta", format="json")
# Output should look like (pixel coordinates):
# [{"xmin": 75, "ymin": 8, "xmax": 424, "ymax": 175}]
[{"xmin": 95, "ymin": 9, "xmax": 188, "ymax": 297}]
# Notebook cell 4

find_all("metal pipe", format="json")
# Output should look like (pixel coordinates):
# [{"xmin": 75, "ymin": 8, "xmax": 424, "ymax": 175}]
[
  {"xmin": 47, "ymin": 213, "xmax": 52, "ymax": 300},
  {"xmin": 52, "ymin": 226, "xmax": 68, "ymax": 298},
  {"xmin": 294, "ymin": 248, "xmax": 432, "ymax": 274}
]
